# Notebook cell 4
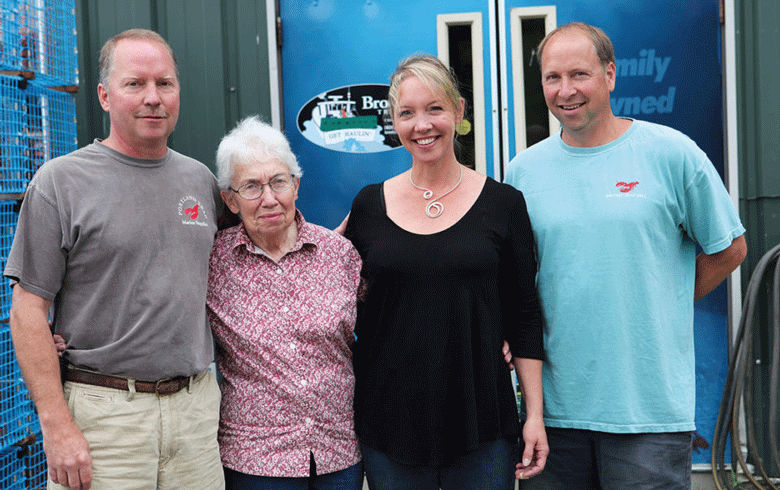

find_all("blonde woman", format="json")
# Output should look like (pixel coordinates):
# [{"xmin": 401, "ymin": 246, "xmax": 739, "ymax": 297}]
[{"xmin": 344, "ymin": 55, "xmax": 547, "ymax": 489}]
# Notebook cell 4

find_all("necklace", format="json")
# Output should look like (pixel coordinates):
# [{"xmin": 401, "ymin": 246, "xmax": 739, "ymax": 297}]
[{"xmin": 408, "ymin": 166, "xmax": 463, "ymax": 218}]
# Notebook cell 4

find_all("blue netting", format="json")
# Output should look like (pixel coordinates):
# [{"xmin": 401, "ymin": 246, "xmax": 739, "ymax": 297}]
[
  {"xmin": 0, "ymin": 446, "xmax": 25, "ymax": 490},
  {"xmin": 0, "ymin": 201, "xmax": 17, "ymax": 321},
  {"xmin": 1, "ymin": 77, "xmax": 77, "ymax": 191},
  {"xmin": 0, "ymin": 76, "xmax": 27, "ymax": 193},
  {"xmin": 0, "ymin": 0, "xmax": 78, "ymax": 87},
  {"xmin": 23, "ymin": 81, "xmax": 76, "ymax": 178},
  {"xmin": 22, "ymin": 433, "xmax": 44, "ymax": 489},
  {"xmin": 0, "ymin": 325, "xmax": 35, "ymax": 449}
]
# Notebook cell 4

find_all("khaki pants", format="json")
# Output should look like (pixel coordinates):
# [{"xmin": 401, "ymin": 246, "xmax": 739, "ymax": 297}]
[{"xmin": 50, "ymin": 370, "xmax": 224, "ymax": 490}]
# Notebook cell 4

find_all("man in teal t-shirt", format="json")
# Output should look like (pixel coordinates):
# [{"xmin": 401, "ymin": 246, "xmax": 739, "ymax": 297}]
[{"xmin": 504, "ymin": 22, "xmax": 746, "ymax": 490}]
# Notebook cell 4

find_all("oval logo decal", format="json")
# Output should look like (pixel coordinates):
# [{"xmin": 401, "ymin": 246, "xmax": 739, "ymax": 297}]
[{"xmin": 297, "ymin": 84, "xmax": 402, "ymax": 153}]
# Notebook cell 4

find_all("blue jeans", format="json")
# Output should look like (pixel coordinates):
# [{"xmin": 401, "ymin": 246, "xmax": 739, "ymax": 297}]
[
  {"xmin": 223, "ymin": 462, "xmax": 363, "ymax": 490},
  {"xmin": 361, "ymin": 438, "xmax": 516, "ymax": 490},
  {"xmin": 519, "ymin": 428, "xmax": 692, "ymax": 490}
]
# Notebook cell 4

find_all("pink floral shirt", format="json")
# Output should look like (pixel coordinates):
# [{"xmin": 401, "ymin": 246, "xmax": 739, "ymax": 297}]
[{"xmin": 207, "ymin": 211, "xmax": 362, "ymax": 477}]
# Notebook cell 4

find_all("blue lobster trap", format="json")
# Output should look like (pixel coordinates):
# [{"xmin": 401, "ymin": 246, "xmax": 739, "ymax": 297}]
[
  {"xmin": 0, "ymin": 0, "xmax": 78, "ymax": 87},
  {"xmin": 23, "ymin": 81, "xmax": 76, "ymax": 179},
  {"xmin": 0, "ymin": 445, "xmax": 25, "ymax": 490},
  {"xmin": 22, "ymin": 433, "xmax": 45, "ymax": 489},
  {"xmin": 0, "ymin": 324, "xmax": 35, "ymax": 449},
  {"xmin": 0, "ymin": 76, "xmax": 27, "ymax": 194},
  {"xmin": 0, "ymin": 201, "xmax": 18, "ymax": 321}
]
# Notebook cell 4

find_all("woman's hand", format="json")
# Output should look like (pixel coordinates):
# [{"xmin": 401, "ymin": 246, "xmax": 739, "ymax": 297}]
[
  {"xmin": 53, "ymin": 333, "xmax": 66, "ymax": 356},
  {"xmin": 513, "ymin": 357, "xmax": 547, "ymax": 480},
  {"xmin": 502, "ymin": 340, "xmax": 514, "ymax": 370},
  {"xmin": 516, "ymin": 416, "xmax": 548, "ymax": 480}
]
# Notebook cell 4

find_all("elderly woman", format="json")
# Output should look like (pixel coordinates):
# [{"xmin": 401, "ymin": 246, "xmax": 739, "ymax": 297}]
[{"xmin": 207, "ymin": 116, "xmax": 363, "ymax": 490}]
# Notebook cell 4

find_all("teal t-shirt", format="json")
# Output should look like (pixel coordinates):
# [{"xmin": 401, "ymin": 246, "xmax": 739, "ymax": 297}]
[{"xmin": 504, "ymin": 120, "xmax": 745, "ymax": 433}]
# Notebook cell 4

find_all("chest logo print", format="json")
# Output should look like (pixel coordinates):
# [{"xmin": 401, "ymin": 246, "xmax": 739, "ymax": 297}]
[
  {"xmin": 616, "ymin": 181, "xmax": 639, "ymax": 193},
  {"xmin": 185, "ymin": 205, "xmax": 199, "ymax": 219},
  {"xmin": 178, "ymin": 196, "xmax": 209, "ymax": 227}
]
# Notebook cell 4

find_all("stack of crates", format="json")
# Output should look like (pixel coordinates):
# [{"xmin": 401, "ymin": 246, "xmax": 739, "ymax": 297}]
[
  {"xmin": 21, "ymin": 435, "xmax": 45, "ymax": 489},
  {"xmin": 0, "ymin": 0, "xmax": 77, "ymax": 487},
  {"xmin": 0, "ymin": 0, "xmax": 78, "ymax": 87},
  {"xmin": 0, "ymin": 445, "xmax": 25, "ymax": 490}
]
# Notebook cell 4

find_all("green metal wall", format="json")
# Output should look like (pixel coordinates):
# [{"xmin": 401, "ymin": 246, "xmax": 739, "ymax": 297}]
[
  {"xmin": 736, "ymin": 0, "xmax": 780, "ymax": 475},
  {"xmin": 738, "ymin": 0, "xmax": 780, "ymax": 265},
  {"xmin": 74, "ymin": 0, "xmax": 274, "ymax": 173}
]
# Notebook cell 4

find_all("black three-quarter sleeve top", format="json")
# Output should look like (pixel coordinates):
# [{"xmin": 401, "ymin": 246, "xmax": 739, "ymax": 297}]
[{"xmin": 344, "ymin": 176, "xmax": 543, "ymax": 466}]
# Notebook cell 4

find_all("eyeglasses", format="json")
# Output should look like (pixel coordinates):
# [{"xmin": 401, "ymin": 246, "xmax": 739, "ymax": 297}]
[{"xmin": 229, "ymin": 174, "xmax": 296, "ymax": 200}]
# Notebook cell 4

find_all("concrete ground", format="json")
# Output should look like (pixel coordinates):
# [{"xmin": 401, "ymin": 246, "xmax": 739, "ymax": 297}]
[{"xmin": 692, "ymin": 471, "xmax": 720, "ymax": 490}]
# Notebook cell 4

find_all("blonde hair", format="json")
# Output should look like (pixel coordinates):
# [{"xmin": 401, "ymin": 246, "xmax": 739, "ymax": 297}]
[{"xmin": 388, "ymin": 54, "xmax": 463, "ymax": 117}]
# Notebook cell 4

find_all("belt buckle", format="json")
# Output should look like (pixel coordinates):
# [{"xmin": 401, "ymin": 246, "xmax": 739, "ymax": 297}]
[
  {"xmin": 154, "ymin": 378, "xmax": 171, "ymax": 396},
  {"xmin": 154, "ymin": 377, "xmax": 187, "ymax": 396}
]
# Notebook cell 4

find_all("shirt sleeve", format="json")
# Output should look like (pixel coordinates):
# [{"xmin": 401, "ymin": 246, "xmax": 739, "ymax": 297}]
[
  {"xmin": 4, "ymin": 177, "xmax": 66, "ymax": 300},
  {"xmin": 344, "ymin": 184, "xmax": 380, "ymax": 261},
  {"xmin": 682, "ymin": 149, "xmax": 745, "ymax": 255},
  {"xmin": 500, "ymin": 188, "xmax": 544, "ymax": 360}
]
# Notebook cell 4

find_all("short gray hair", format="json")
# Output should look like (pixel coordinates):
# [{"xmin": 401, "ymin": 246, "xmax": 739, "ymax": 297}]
[
  {"xmin": 99, "ymin": 29, "xmax": 178, "ymax": 88},
  {"xmin": 215, "ymin": 116, "xmax": 302, "ymax": 190},
  {"xmin": 537, "ymin": 22, "xmax": 615, "ymax": 68}
]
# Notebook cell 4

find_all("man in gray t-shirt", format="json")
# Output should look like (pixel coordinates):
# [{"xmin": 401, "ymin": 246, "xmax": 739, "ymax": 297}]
[{"xmin": 4, "ymin": 29, "xmax": 224, "ymax": 490}]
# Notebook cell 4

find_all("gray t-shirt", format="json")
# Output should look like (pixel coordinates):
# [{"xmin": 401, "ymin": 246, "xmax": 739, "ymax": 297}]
[{"xmin": 4, "ymin": 141, "xmax": 221, "ymax": 379}]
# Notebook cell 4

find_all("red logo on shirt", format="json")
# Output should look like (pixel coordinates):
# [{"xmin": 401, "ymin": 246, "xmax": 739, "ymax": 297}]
[
  {"xmin": 616, "ymin": 181, "xmax": 639, "ymax": 193},
  {"xmin": 185, "ymin": 205, "xmax": 199, "ymax": 219},
  {"xmin": 177, "ymin": 196, "xmax": 208, "ymax": 227}
]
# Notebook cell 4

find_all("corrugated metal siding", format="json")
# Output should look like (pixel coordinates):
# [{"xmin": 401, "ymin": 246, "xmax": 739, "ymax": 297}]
[
  {"xmin": 74, "ymin": 0, "xmax": 274, "ymax": 172},
  {"xmin": 738, "ymin": 0, "xmax": 780, "ymax": 261},
  {"xmin": 736, "ymin": 0, "xmax": 780, "ymax": 477}
]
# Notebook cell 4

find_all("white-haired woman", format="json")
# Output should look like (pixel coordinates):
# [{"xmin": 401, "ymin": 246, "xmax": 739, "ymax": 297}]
[
  {"xmin": 207, "ymin": 116, "xmax": 363, "ymax": 490},
  {"xmin": 344, "ymin": 54, "xmax": 547, "ymax": 489}
]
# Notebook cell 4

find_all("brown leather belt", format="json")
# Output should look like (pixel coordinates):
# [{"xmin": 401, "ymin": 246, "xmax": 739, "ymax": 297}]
[{"xmin": 64, "ymin": 367, "xmax": 191, "ymax": 396}]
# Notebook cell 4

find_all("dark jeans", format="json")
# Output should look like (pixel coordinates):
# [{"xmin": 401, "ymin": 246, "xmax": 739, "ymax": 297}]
[
  {"xmin": 224, "ymin": 461, "xmax": 363, "ymax": 490},
  {"xmin": 519, "ymin": 428, "xmax": 692, "ymax": 490},
  {"xmin": 361, "ymin": 438, "xmax": 517, "ymax": 490}
]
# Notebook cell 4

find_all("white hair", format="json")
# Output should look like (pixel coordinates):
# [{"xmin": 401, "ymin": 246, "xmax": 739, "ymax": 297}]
[{"xmin": 215, "ymin": 115, "xmax": 302, "ymax": 190}]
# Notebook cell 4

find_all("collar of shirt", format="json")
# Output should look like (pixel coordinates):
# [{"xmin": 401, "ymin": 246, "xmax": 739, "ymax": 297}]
[{"xmin": 229, "ymin": 209, "xmax": 317, "ymax": 259}]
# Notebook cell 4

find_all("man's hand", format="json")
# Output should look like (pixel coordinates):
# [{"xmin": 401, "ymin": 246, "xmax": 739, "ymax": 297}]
[
  {"xmin": 333, "ymin": 213, "xmax": 349, "ymax": 236},
  {"xmin": 45, "ymin": 420, "xmax": 93, "ymax": 489},
  {"xmin": 10, "ymin": 285, "xmax": 93, "ymax": 489}
]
